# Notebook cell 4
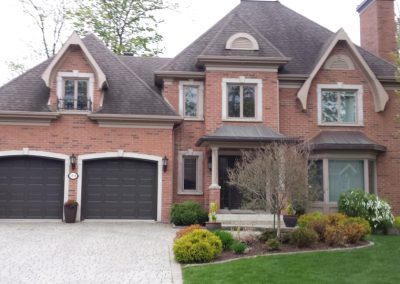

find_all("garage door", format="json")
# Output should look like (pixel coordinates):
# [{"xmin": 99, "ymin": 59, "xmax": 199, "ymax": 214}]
[
  {"xmin": 0, "ymin": 156, "xmax": 64, "ymax": 219},
  {"xmin": 82, "ymin": 158, "xmax": 158, "ymax": 220}
]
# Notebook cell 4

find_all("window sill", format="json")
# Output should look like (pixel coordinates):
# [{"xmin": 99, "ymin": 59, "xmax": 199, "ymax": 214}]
[
  {"xmin": 183, "ymin": 117, "xmax": 204, "ymax": 122},
  {"xmin": 318, "ymin": 123, "xmax": 364, "ymax": 127},
  {"xmin": 222, "ymin": 118, "xmax": 262, "ymax": 123},
  {"xmin": 177, "ymin": 191, "xmax": 204, "ymax": 196}
]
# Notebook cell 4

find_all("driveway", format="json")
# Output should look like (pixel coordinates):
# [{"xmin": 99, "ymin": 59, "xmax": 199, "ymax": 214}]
[{"xmin": 0, "ymin": 222, "xmax": 181, "ymax": 284}]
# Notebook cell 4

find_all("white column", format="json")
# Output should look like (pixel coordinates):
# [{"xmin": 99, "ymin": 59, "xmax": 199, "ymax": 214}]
[{"xmin": 209, "ymin": 147, "xmax": 221, "ymax": 189}]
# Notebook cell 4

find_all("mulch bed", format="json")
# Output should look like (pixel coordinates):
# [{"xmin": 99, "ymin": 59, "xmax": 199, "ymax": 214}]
[{"xmin": 215, "ymin": 239, "xmax": 370, "ymax": 262}]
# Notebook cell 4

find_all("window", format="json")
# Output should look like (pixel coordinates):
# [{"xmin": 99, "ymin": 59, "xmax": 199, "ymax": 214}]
[
  {"xmin": 56, "ymin": 71, "xmax": 94, "ymax": 111},
  {"xmin": 222, "ymin": 78, "xmax": 262, "ymax": 121},
  {"xmin": 62, "ymin": 79, "xmax": 89, "ymax": 110},
  {"xmin": 310, "ymin": 156, "xmax": 376, "ymax": 209},
  {"xmin": 226, "ymin": 33, "xmax": 259, "ymax": 50},
  {"xmin": 178, "ymin": 150, "xmax": 203, "ymax": 194},
  {"xmin": 318, "ymin": 84, "xmax": 363, "ymax": 126},
  {"xmin": 179, "ymin": 81, "xmax": 204, "ymax": 119}
]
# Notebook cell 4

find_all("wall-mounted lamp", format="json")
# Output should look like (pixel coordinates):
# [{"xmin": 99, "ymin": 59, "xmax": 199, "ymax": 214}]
[
  {"xmin": 162, "ymin": 155, "xmax": 168, "ymax": 172},
  {"xmin": 70, "ymin": 154, "xmax": 77, "ymax": 170},
  {"xmin": 208, "ymin": 155, "xmax": 212, "ymax": 171}
]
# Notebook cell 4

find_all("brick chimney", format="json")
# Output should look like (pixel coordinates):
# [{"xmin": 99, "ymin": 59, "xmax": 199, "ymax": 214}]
[{"xmin": 357, "ymin": 0, "xmax": 397, "ymax": 63}]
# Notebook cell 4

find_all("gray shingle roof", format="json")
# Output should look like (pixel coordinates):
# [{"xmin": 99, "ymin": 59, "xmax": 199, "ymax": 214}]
[
  {"xmin": 196, "ymin": 125, "xmax": 299, "ymax": 146},
  {"xmin": 161, "ymin": 0, "xmax": 395, "ymax": 77},
  {"xmin": 308, "ymin": 131, "xmax": 386, "ymax": 152},
  {"xmin": 0, "ymin": 35, "xmax": 177, "ymax": 116}
]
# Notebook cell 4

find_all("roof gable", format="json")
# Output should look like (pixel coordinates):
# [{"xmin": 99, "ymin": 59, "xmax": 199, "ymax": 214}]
[
  {"xmin": 297, "ymin": 29, "xmax": 389, "ymax": 112},
  {"xmin": 41, "ymin": 32, "xmax": 107, "ymax": 89}
]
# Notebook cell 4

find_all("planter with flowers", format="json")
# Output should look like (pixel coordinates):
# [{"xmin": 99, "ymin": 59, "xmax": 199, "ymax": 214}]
[
  {"xmin": 205, "ymin": 202, "xmax": 222, "ymax": 230},
  {"xmin": 64, "ymin": 200, "xmax": 79, "ymax": 223},
  {"xmin": 283, "ymin": 202, "xmax": 306, "ymax": 228}
]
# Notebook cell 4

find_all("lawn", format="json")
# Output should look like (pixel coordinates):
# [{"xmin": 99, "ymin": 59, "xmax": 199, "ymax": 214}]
[{"xmin": 183, "ymin": 235, "xmax": 400, "ymax": 284}]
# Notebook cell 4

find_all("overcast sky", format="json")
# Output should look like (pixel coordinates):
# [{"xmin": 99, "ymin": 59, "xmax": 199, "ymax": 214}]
[{"xmin": 0, "ymin": 0, "xmax": 380, "ymax": 84}]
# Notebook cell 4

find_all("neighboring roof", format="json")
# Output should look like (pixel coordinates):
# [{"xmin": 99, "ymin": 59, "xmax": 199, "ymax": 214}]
[
  {"xmin": 297, "ymin": 29, "xmax": 389, "ymax": 112},
  {"xmin": 0, "ymin": 34, "xmax": 177, "ymax": 116},
  {"xmin": 196, "ymin": 125, "xmax": 298, "ymax": 146},
  {"xmin": 308, "ymin": 131, "xmax": 386, "ymax": 152},
  {"xmin": 160, "ymin": 0, "xmax": 395, "ymax": 77}
]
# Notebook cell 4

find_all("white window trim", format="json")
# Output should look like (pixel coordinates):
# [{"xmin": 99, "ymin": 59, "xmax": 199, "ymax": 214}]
[
  {"xmin": 222, "ymin": 77, "xmax": 263, "ymax": 121},
  {"xmin": 226, "ymin": 33, "xmax": 259, "ymax": 50},
  {"xmin": 178, "ymin": 81, "xmax": 204, "ymax": 120},
  {"xmin": 317, "ymin": 83, "xmax": 363, "ymax": 126},
  {"xmin": 310, "ymin": 154, "xmax": 377, "ymax": 212},
  {"xmin": 178, "ymin": 150, "xmax": 203, "ymax": 195},
  {"xmin": 56, "ymin": 71, "xmax": 94, "ymax": 111}
]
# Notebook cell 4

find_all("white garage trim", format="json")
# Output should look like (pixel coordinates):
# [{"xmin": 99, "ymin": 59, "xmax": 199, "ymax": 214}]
[
  {"xmin": 0, "ymin": 149, "xmax": 70, "ymax": 220},
  {"xmin": 77, "ymin": 151, "xmax": 163, "ymax": 222}
]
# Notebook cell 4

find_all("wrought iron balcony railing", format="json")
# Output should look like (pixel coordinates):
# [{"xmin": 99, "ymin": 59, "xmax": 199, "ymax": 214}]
[{"xmin": 57, "ymin": 98, "xmax": 92, "ymax": 111}]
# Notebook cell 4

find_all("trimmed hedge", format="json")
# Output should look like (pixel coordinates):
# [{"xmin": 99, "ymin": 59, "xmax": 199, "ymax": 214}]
[{"xmin": 171, "ymin": 201, "xmax": 208, "ymax": 226}]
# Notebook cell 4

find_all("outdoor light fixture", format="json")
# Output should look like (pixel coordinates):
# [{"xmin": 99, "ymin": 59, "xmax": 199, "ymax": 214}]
[
  {"xmin": 70, "ymin": 154, "xmax": 77, "ymax": 170},
  {"xmin": 208, "ymin": 155, "xmax": 212, "ymax": 171},
  {"xmin": 162, "ymin": 155, "xmax": 168, "ymax": 172}
]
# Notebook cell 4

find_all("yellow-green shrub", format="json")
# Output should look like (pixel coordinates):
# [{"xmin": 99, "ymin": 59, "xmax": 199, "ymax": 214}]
[
  {"xmin": 298, "ymin": 212, "xmax": 328, "ymax": 228},
  {"xmin": 394, "ymin": 217, "xmax": 400, "ymax": 230},
  {"xmin": 175, "ymin": 224, "xmax": 203, "ymax": 239},
  {"xmin": 324, "ymin": 225, "xmax": 347, "ymax": 247},
  {"xmin": 306, "ymin": 219, "xmax": 329, "ymax": 241},
  {"xmin": 173, "ymin": 229, "xmax": 222, "ymax": 263},
  {"xmin": 343, "ymin": 223, "xmax": 367, "ymax": 244},
  {"xmin": 342, "ymin": 217, "xmax": 371, "ymax": 237},
  {"xmin": 327, "ymin": 213, "xmax": 347, "ymax": 226}
]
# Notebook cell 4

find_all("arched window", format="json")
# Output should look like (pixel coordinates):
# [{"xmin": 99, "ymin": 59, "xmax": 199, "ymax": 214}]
[{"xmin": 226, "ymin": 33, "xmax": 259, "ymax": 50}]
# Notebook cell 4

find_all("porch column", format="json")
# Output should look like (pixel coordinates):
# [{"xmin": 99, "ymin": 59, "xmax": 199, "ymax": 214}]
[{"xmin": 209, "ymin": 147, "xmax": 221, "ymax": 211}]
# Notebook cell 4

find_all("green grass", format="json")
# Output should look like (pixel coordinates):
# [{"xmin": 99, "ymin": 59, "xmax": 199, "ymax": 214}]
[{"xmin": 183, "ymin": 235, "xmax": 400, "ymax": 284}]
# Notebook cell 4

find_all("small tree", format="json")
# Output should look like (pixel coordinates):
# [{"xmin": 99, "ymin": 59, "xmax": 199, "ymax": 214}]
[{"xmin": 228, "ymin": 143, "xmax": 311, "ymax": 238}]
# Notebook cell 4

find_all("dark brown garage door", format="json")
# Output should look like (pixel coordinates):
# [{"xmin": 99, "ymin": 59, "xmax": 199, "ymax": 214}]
[
  {"xmin": 82, "ymin": 158, "xmax": 158, "ymax": 220},
  {"xmin": 0, "ymin": 156, "xmax": 64, "ymax": 219}
]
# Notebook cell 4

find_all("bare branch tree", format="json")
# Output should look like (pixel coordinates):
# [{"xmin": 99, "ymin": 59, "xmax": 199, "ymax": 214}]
[
  {"xmin": 228, "ymin": 143, "xmax": 312, "ymax": 238},
  {"xmin": 20, "ymin": 0, "xmax": 70, "ymax": 58}
]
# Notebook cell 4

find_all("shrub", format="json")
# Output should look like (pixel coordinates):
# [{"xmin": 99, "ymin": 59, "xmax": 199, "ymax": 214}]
[
  {"xmin": 298, "ymin": 212, "xmax": 328, "ymax": 228},
  {"xmin": 213, "ymin": 230, "xmax": 234, "ymax": 251},
  {"xmin": 173, "ymin": 229, "xmax": 222, "ymax": 263},
  {"xmin": 343, "ymin": 223, "xmax": 367, "ymax": 244},
  {"xmin": 306, "ymin": 219, "xmax": 329, "ymax": 241},
  {"xmin": 338, "ymin": 189, "xmax": 394, "ymax": 233},
  {"xmin": 258, "ymin": 229, "xmax": 277, "ymax": 243},
  {"xmin": 394, "ymin": 217, "xmax": 400, "ymax": 230},
  {"xmin": 290, "ymin": 227, "xmax": 318, "ymax": 248},
  {"xmin": 327, "ymin": 213, "xmax": 347, "ymax": 226},
  {"xmin": 279, "ymin": 231, "xmax": 292, "ymax": 244},
  {"xmin": 266, "ymin": 238, "xmax": 281, "ymax": 251},
  {"xmin": 342, "ymin": 217, "xmax": 371, "ymax": 237},
  {"xmin": 324, "ymin": 225, "xmax": 347, "ymax": 247},
  {"xmin": 171, "ymin": 201, "xmax": 208, "ymax": 226},
  {"xmin": 175, "ymin": 224, "xmax": 203, "ymax": 239},
  {"xmin": 231, "ymin": 241, "xmax": 247, "ymax": 254}
]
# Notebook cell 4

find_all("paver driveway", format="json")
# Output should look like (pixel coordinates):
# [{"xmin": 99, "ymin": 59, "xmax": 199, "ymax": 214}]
[{"xmin": 0, "ymin": 222, "xmax": 181, "ymax": 284}]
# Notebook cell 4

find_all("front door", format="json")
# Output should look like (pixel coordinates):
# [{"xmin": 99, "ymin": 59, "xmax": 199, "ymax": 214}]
[{"xmin": 219, "ymin": 156, "xmax": 242, "ymax": 210}]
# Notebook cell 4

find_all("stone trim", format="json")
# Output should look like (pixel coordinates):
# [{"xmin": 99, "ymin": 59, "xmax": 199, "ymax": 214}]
[{"xmin": 177, "ymin": 150, "xmax": 204, "ymax": 195}]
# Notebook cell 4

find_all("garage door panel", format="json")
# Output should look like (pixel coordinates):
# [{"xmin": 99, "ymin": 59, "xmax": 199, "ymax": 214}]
[
  {"xmin": 82, "ymin": 158, "xmax": 157, "ymax": 220},
  {"xmin": 0, "ymin": 157, "xmax": 64, "ymax": 219}
]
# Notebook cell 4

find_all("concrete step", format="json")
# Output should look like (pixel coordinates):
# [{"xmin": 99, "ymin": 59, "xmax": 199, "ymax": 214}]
[{"xmin": 217, "ymin": 213, "xmax": 287, "ymax": 229}]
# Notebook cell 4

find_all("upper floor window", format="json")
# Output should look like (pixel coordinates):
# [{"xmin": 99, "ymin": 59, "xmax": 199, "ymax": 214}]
[
  {"xmin": 222, "ymin": 78, "xmax": 262, "ymax": 121},
  {"xmin": 318, "ymin": 84, "xmax": 363, "ymax": 126},
  {"xmin": 56, "ymin": 71, "xmax": 94, "ymax": 112},
  {"xmin": 179, "ymin": 81, "xmax": 204, "ymax": 120}
]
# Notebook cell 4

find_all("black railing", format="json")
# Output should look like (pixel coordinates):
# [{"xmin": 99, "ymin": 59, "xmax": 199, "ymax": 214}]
[{"xmin": 57, "ymin": 98, "xmax": 92, "ymax": 111}]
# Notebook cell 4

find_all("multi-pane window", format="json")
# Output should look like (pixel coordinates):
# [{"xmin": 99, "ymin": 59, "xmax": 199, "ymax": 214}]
[
  {"xmin": 62, "ymin": 79, "xmax": 89, "ymax": 110},
  {"xmin": 183, "ymin": 156, "xmax": 198, "ymax": 190},
  {"xmin": 227, "ymin": 84, "xmax": 256, "ymax": 118},
  {"xmin": 321, "ymin": 89, "xmax": 357, "ymax": 123},
  {"xmin": 183, "ymin": 85, "xmax": 199, "ymax": 117}
]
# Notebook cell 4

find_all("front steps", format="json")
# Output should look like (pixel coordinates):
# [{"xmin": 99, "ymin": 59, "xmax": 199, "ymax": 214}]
[{"xmin": 217, "ymin": 212, "xmax": 287, "ymax": 229}]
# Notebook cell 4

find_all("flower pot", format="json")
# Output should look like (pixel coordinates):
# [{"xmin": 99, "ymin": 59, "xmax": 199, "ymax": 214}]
[
  {"xmin": 283, "ymin": 215, "xmax": 298, "ymax": 228},
  {"xmin": 205, "ymin": 222, "xmax": 222, "ymax": 230},
  {"xmin": 64, "ymin": 206, "xmax": 78, "ymax": 223}
]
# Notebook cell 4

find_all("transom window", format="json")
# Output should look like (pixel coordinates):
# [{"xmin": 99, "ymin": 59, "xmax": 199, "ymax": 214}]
[
  {"xmin": 222, "ymin": 78, "xmax": 262, "ymax": 121},
  {"xmin": 62, "ymin": 79, "xmax": 89, "ymax": 110},
  {"xmin": 318, "ymin": 84, "xmax": 363, "ymax": 126},
  {"xmin": 227, "ymin": 84, "xmax": 256, "ymax": 118},
  {"xmin": 178, "ymin": 150, "xmax": 203, "ymax": 195},
  {"xmin": 179, "ymin": 81, "xmax": 204, "ymax": 120}
]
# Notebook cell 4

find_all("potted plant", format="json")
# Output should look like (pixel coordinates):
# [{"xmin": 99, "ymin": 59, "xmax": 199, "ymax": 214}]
[
  {"xmin": 205, "ymin": 202, "xmax": 222, "ymax": 230},
  {"xmin": 283, "ymin": 202, "xmax": 305, "ymax": 228},
  {"xmin": 64, "ymin": 199, "xmax": 78, "ymax": 223}
]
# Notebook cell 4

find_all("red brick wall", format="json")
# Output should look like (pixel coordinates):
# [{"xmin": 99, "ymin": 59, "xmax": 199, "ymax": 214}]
[
  {"xmin": 359, "ymin": 0, "xmax": 396, "ymax": 63},
  {"xmin": 279, "ymin": 42, "xmax": 400, "ymax": 214}
]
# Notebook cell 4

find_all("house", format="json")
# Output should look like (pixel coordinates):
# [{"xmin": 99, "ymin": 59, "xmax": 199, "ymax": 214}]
[{"xmin": 0, "ymin": 0, "xmax": 398, "ymax": 222}]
